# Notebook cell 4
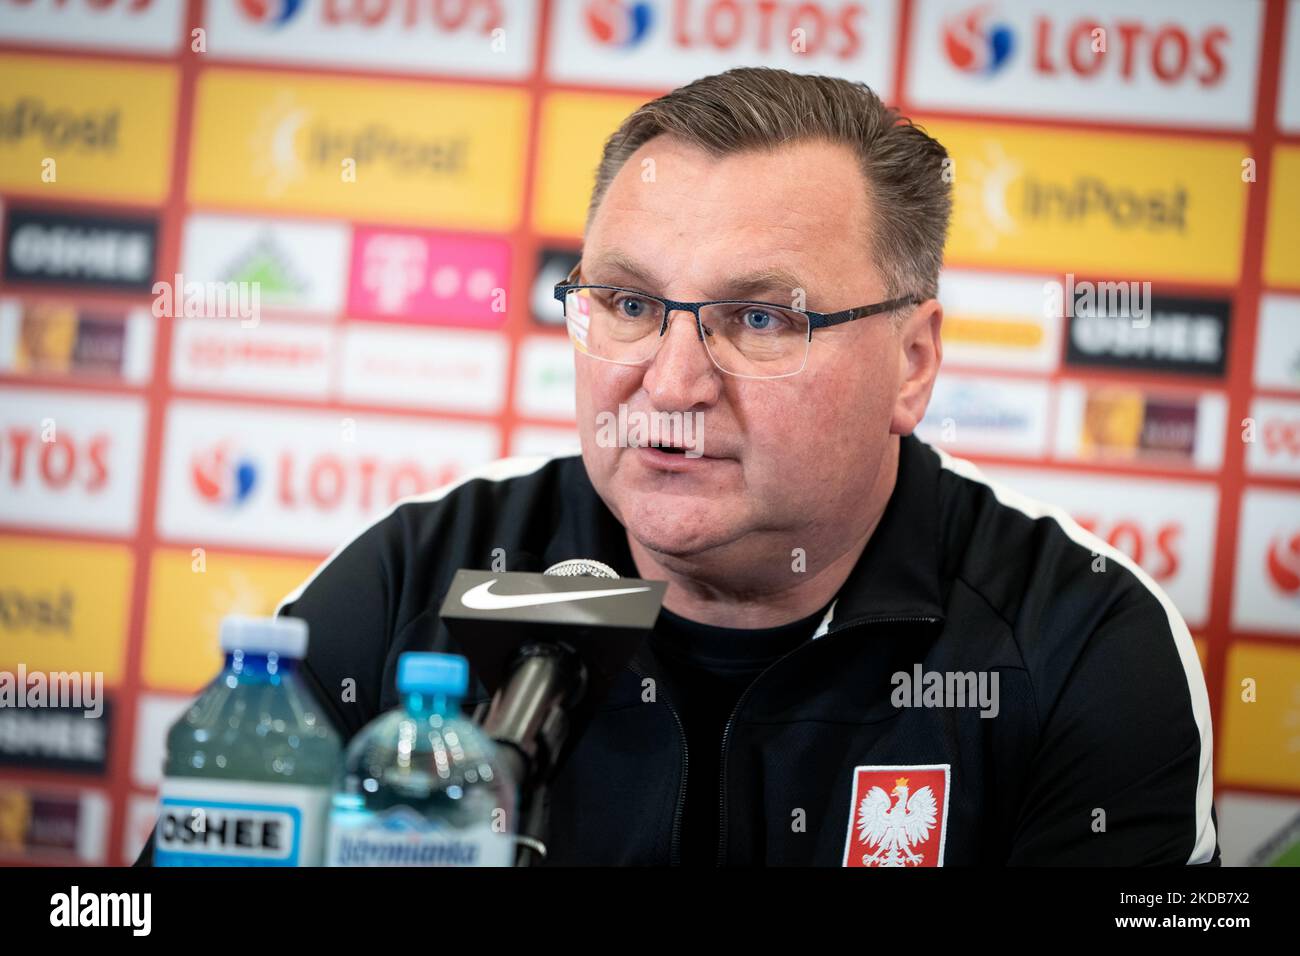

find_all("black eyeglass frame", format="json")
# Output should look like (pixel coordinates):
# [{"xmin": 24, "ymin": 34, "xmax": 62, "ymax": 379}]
[{"xmin": 552, "ymin": 263, "xmax": 923, "ymax": 344}]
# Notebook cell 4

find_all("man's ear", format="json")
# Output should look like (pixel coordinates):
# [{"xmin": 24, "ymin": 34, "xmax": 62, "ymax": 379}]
[{"xmin": 889, "ymin": 299, "xmax": 943, "ymax": 436}]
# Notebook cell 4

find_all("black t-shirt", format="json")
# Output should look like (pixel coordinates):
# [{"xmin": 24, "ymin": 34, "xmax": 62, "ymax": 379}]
[{"xmin": 648, "ymin": 602, "xmax": 831, "ymax": 866}]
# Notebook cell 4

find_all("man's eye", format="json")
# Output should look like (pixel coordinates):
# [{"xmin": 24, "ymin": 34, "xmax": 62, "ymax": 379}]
[
  {"xmin": 742, "ymin": 309, "xmax": 780, "ymax": 332},
  {"xmin": 612, "ymin": 295, "xmax": 655, "ymax": 319}
]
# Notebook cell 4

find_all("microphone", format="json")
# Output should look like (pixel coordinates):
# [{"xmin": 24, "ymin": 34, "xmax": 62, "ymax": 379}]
[{"xmin": 438, "ymin": 560, "xmax": 665, "ymax": 865}]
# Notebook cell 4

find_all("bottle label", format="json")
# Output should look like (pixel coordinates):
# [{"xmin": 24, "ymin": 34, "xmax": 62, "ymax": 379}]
[
  {"xmin": 327, "ymin": 805, "xmax": 514, "ymax": 867},
  {"xmin": 154, "ymin": 779, "xmax": 331, "ymax": 867}
]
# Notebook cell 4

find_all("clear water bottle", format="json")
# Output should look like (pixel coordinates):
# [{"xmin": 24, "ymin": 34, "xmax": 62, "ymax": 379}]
[
  {"xmin": 327, "ymin": 652, "xmax": 517, "ymax": 866},
  {"xmin": 154, "ymin": 615, "xmax": 342, "ymax": 866}
]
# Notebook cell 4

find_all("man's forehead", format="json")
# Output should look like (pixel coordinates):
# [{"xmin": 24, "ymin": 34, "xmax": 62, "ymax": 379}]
[
  {"xmin": 583, "ymin": 248, "xmax": 812, "ymax": 302},
  {"xmin": 586, "ymin": 139, "xmax": 873, "ymax": 295}
]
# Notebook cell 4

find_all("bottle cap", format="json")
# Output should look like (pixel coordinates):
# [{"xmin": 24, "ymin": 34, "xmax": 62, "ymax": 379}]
[
  {"xmin": 219, "ymin": 615, "xmax": 308, "ymax": 658},
  {"xmin": 397, "ymin": 652, "xmax": 469, "ymax": 698}
]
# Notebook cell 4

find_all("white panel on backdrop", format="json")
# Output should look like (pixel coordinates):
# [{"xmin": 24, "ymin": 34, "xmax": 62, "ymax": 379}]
[
  {"xmin": 1245, "ymin": 397, "xmax": 1300, "ymax": 479},
  {"xmin": 0, "ymin": 0, "xmax": 184, "ymax": 53},
  {"xmin": 510, "ymin": 426, "xmax": 582, "ymax": 459},
  {"xmin": 1216, "ymin": 792, "xmax": 1300, "ymax": 866},
  {"xmin": 1232, "ymin": 488, "xmax": 1300, "ymax": 636},
  {"xmin": 171, "ymin": 316, "xmax": 336, "ymax": 399},
  {"xmin": 980, "ymin": 465, "xmax": 1218, "ymax": 628},
  {"xmin": 156, "ymin": 400, "xmax": 500, "ymax": 552},
  {"xmin": 0, "ymin": 387, "xmax": 145, "ymax": 536},
  {"xmin": 1279, "ymin": 0, "xmax": 1300, "ymax": 131},
  {"xmin": 130, "ymin": 693, "xmax": 193, "ymax": 790},
  {"xmin": 547, "ymin": 0, "xmax": 900, "ymax": 93},
  {"xmin": 180, "ymin": 214, "xmax": 350, "ymax": 319},
  {"xmin": 516, "ymin": 335, "xmax": 578, "ymax": 421},
  {"xmin": 937, "ymin": 268, "xmax": 1062, "ymax": 373},
  {"xmin": 907, "ymin": 0, "xmax": 1263, "ymax": 129},
  {"xmin": 123, "ymin": 794, "xmax": 161, "ymax": 866},
  {"xmin": 0, "ymin": 299, "xmax": 155, "ymax": 385},
  {"xmin": 1255, "ymin": 295, "xmax": 1300, "ymax": 394},
  {"xmin": 338, "ymin": 324, "xmax": 508, "ymax": 414},
  {"xmin": 203, "ymin": 0, "xmax": 539, "ymax": 79},
  {"xmin": 1053, "ymin": 383, "xmax": 1227, "ymax": 472},
  {"xmin": 917, "ymin": 372, "xmax": 1052, "ymax": 458}
]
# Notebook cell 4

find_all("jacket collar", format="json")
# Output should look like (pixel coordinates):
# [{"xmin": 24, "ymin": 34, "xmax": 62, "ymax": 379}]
[
  {"xmin": 555, "ymin": 433, "xmax": 947, "ymax": 631},
  {"xmin": 818, "ymin": 433, "xmax": 947, "ymax": 633}
]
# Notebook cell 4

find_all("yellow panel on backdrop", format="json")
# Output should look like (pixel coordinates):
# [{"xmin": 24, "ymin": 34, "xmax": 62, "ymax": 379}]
[
  {"xmin": 0, "ymin": 535, "xmax": 133, "ymax": 682},
  {"xmin": 1263, "ymin": 146, "xmax": 1300, "ymax": 287},
  {"xmin": 920, "ymin": 119, "xmax": 1249, "ymax": 284},
  {"xmin": 0, "ymin": 54, "xmax": 177, "ymax": 203},
  {"xmin": 533, "ymin": 91, "xmax": 650, "ymax": 238},
  {"xmin": 188, "ymin": 69, "xmax": 528, "ymax": 230},
  {"xmin": 142, "ymin": 547, "xmax": 320, "ymax": 694},
  {"xmin": 1217, "ymin": 642, "xmax": 1300, "ymax": 791}
]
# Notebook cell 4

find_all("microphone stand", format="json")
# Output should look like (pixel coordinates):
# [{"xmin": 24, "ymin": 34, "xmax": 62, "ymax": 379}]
[{"xmin": 480, "ymin": 643, "xmax": 587, "ymax": 866}]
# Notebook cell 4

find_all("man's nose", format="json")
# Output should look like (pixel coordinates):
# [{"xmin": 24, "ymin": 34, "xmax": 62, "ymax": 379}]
[{"xmin": 643, "ymin": 308, "xmax": 723, "ymax": 410}]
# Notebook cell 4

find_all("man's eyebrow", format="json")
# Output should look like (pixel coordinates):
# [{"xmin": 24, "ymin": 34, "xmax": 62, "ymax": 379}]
[{"xmin": 586, "ymin": 251, "xmax": 810, "ymax": 304}]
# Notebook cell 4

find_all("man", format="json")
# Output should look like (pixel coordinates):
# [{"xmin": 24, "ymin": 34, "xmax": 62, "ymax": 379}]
[{"xmin": 139, "ymin": 67, "xmax": 1217, "ymax": 866}]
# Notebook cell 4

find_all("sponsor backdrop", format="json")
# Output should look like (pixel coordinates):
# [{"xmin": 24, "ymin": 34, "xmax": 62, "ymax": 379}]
[{"xmin": 0, "ymin": 0, "xmax": 1296, "ymax": 867}]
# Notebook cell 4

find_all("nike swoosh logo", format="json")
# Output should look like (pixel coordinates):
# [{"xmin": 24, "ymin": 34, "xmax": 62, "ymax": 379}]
[{"xmin": 460, "ymin": 579, "xmax": 652, "ymax": 611}]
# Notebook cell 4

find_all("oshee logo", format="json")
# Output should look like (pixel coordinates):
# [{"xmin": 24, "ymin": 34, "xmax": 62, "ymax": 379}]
[
  {"xmin": 2, "ymin": 209, "xmax": 157, "ymax": 292},
  {"xmin": 944, "ymin": 5, "xmax": 1015, "ymax": 75},
  {"xmin": 586, "ymin": 0, "xmax": 655, "ymax": 48}
]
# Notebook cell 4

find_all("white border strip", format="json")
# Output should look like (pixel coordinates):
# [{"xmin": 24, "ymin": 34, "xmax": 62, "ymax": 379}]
[{"xmin": 934, "ymin": 446, "xmax": 1217, "ymax": 865}]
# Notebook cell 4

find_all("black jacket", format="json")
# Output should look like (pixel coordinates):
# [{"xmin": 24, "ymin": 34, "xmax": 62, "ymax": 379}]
[{"xmin": 139, "ymin": 433, "xmax": 1219, "ymax": 866}]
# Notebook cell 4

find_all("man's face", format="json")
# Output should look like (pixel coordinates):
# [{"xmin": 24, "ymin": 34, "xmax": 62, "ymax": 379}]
[{"xmin": 576, "ymin": 135, "xmax": 928, "ymax": 570}]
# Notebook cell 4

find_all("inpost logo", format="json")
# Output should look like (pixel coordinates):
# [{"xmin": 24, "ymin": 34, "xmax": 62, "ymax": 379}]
[
  {"xmin": 928, "ymin": 120, "xmax": 1248, "ymax": 283},
  {"xmin": 190, "ymin": 71, "xmax": 527, "ymax": 228},
  {"xmin": 0, "ymin": 55, "xmax": 177, "ymax": 203},
  {"xmin": 0, "ymin": 536, "xmax": 132, "ymax": 683}
]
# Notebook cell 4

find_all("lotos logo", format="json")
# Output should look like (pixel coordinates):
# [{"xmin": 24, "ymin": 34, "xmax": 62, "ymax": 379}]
[
  {"xmin": 1075, "ymin": 517, "xmax": 1182, "ymax": 582},
  {"xmin": 1267, "ymin": 532, "xmax": 1300, "ymax": 595},
  {"xmin": 237, "ymin": 0, "xmax": 305, "ymax": 27},
  {"xmin": 192, "ymin": 443, "xmax": 258, "ymax": 507},
  {"xmin": 585, "ymin": 0, "xmax": 655, "ymax": 48},
  {"xmin": 944, "ymin": 4, "xmax": 1014, "ymax": 75},
  {"xmin": 1262, "ymin": 418, "xmax": 1300, "ymax": 458}
]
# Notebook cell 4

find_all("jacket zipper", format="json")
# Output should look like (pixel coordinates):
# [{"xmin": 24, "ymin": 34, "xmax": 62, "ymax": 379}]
[
  {"xmin": 715, "ymin": 613, "xmax": 941, "ymax": 866},
  {"xmin": 628, "ymin": 658, "xmax": 688, "ymax": 866}
]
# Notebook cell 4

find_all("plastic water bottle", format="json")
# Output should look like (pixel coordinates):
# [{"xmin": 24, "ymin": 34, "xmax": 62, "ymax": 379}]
[
  {"xmin": 154, "ymin": 615, "xmax": 342, "ymax": 866},
  {"xmin": 327, "ymin": 652, "xmax": 517, "ymax": 866}
]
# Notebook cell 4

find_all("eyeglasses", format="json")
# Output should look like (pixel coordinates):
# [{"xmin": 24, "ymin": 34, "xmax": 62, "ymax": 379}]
[{"xmin": 553, "ymin": 262, "xmax": 922, "ymax": 379}]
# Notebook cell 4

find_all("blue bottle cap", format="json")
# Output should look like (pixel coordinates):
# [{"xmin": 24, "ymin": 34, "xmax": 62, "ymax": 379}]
[{"xmin": 397, "ymin": 652, "xmax": 469, "ymax": 698}]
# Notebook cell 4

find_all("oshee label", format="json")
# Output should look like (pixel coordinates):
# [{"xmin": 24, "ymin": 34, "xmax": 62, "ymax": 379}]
[
  {"xmin": 154, "ymin": 779, "xmax": 330, "ymax": 866},
  {"xmin": 328, "ymin": 805, "xmax": 512, "ymax": 867}
]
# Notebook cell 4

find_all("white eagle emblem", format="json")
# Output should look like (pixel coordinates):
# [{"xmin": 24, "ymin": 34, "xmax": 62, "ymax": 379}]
[{"xmin": 854, "ymin": 776, "xmax": 939, "ymax": 867}]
